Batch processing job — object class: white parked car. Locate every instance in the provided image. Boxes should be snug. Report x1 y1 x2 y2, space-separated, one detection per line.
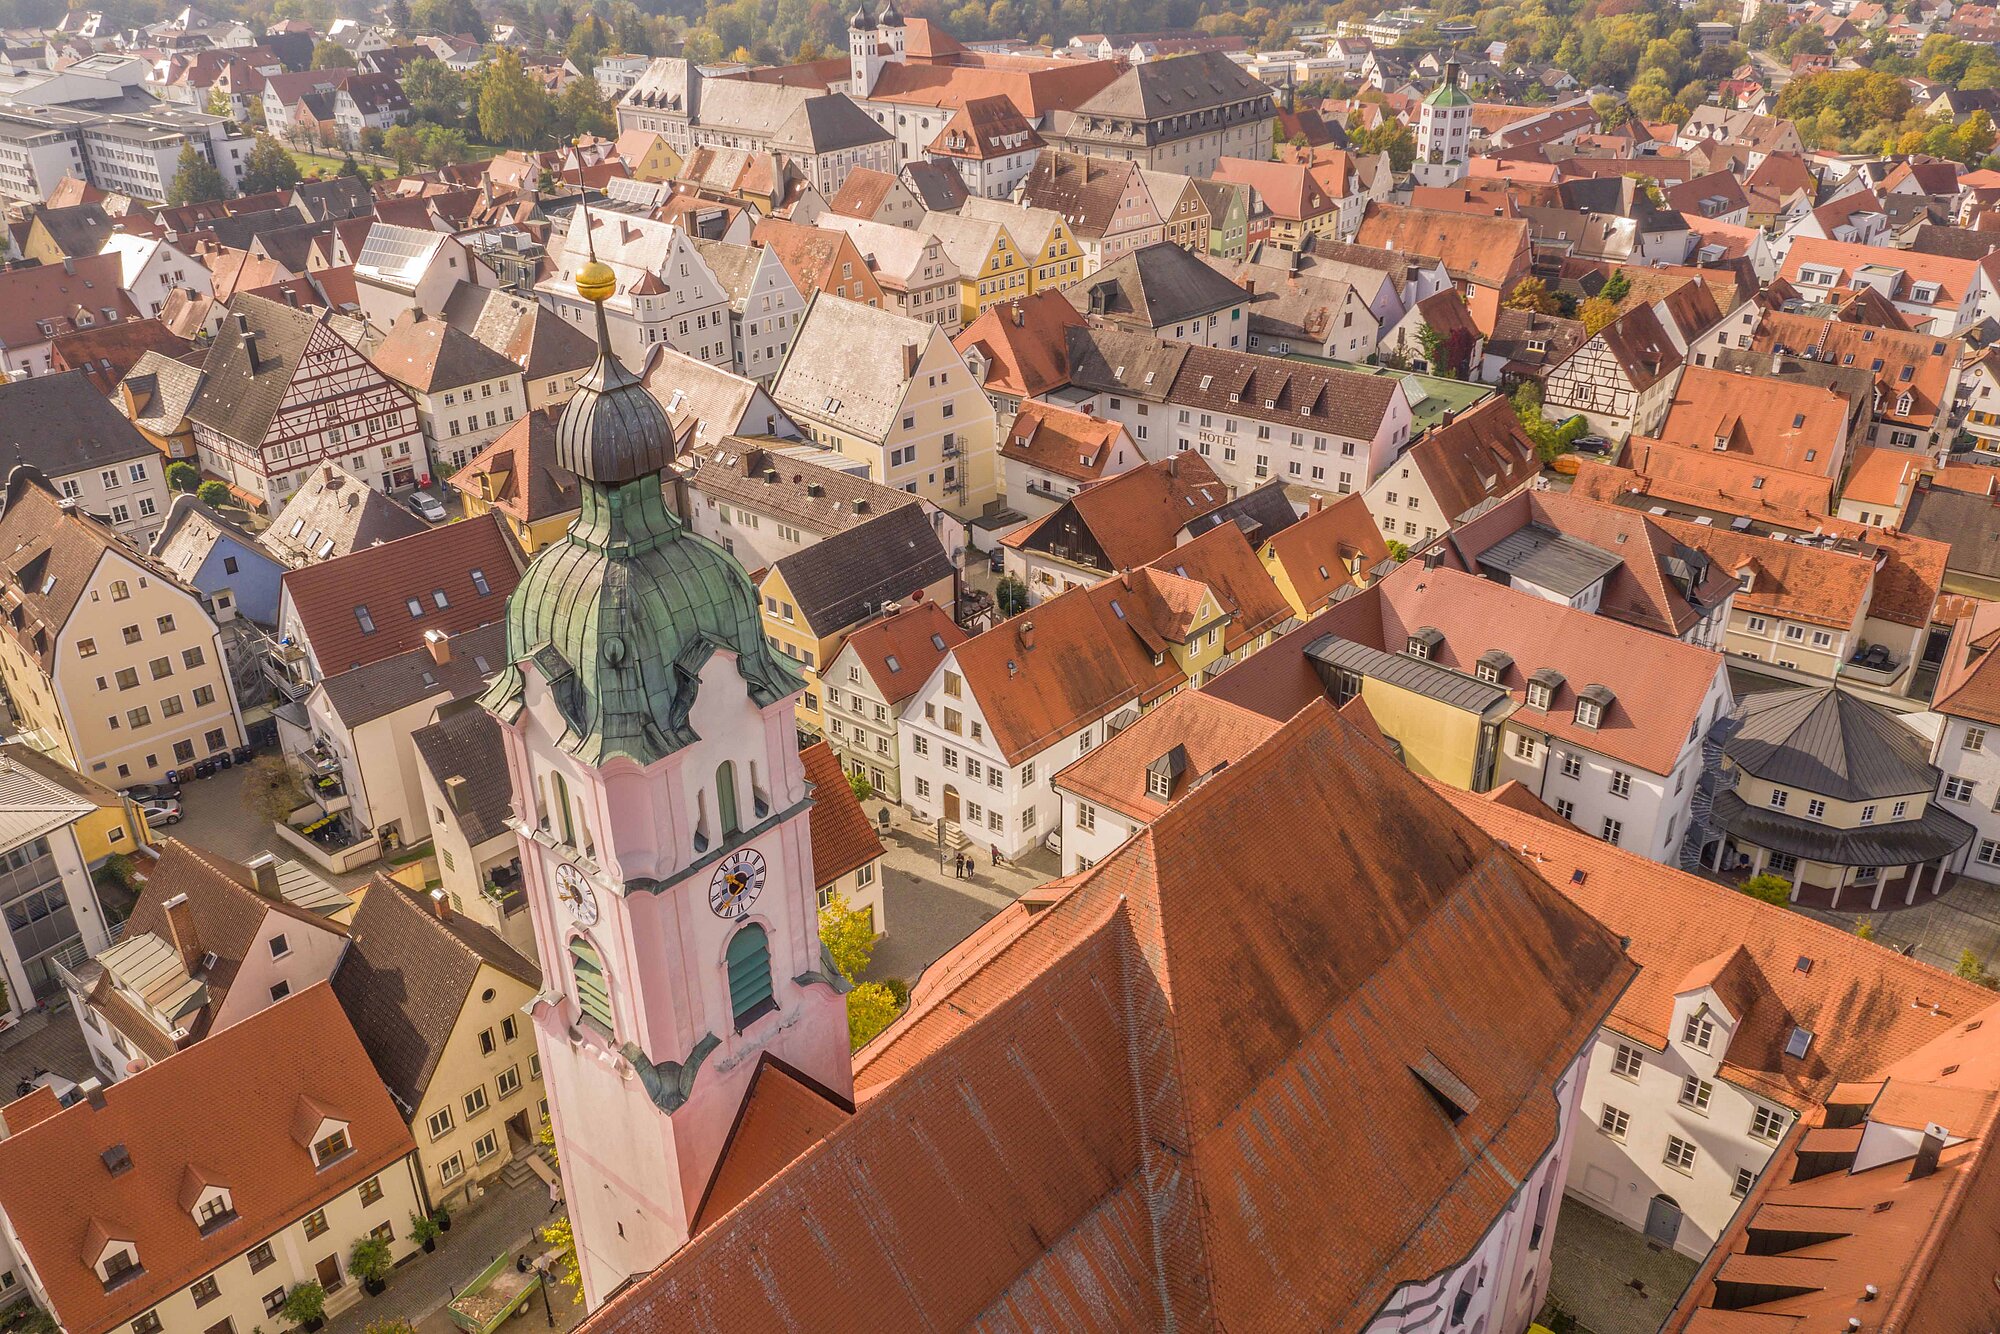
407 490 447 522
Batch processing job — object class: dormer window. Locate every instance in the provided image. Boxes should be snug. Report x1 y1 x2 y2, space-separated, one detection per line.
1147 769 1170 799
1682 1012 1716 1051
312 1127 350 1167
100 1247 139 1286
1575 698 1601 728
1527 682 1551 709
1407 626 1443 660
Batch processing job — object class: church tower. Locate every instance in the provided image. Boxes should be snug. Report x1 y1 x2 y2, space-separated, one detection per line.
481 246 852 1308
1414 59 1474 188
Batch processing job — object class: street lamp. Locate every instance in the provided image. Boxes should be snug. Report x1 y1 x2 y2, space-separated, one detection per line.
533 1255 555 1328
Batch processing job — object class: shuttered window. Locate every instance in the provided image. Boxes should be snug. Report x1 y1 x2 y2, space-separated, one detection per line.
726 924 776 1031
570 937 613 1034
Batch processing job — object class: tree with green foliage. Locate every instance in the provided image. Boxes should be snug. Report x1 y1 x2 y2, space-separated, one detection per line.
348 1234 392 1288
479 49 551 149
846 982 900 1049
1854 919 1877 942
847 770 874 802
1385 538 1411 562
565 12 611 71
166 142 227 207
1511 381 1588 464
401 58 465 126
1958 948 1998 989
821 893 900 1050
381 123 423 174
166 461 199 493
386 0 411 30
1349 117 1416 172
1601 271 1631 304
280 1282 327 1328
311 39 356 69
419 123 470 169
1740 873 1793 907
556 76 615 139
239 136 302 195
411 0 486 38
995 575 1029 617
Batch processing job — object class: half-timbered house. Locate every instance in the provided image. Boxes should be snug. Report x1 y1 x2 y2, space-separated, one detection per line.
187 293 425 508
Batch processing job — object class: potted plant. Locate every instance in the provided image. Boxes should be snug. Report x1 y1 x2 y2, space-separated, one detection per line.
349 1235 392 1296
432 1205 452 1233
408 1212 440 1254
280 1281 326 1333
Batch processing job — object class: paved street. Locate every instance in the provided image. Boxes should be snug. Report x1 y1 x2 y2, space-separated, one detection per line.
323 1180 582 1334
859 805 1060 987
1545 1198 1699 1334
160 755 382 892
1797 874 2000 975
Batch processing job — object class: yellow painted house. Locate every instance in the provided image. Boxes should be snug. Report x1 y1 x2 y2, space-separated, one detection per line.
3 744 152 866
614 128 683 184
959 199 1085 293
332 878 550 1212
447 409 581 557
756 503 957 740
923 209 1030 325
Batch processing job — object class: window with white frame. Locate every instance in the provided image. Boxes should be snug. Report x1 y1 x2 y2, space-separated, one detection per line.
1679 1075 1713 1112
1612 1044 1643 1079
1750 1106 1786 1142
1599 1105 1630 1140
1609 770 1631 798
1946 775 1976 803
1732 1167 1756 1198
1561 754 1582 779
1664 1136 1698 1173
1683 1013 1715 1050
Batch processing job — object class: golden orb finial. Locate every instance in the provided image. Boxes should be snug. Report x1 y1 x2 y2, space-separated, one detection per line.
577 257 616 304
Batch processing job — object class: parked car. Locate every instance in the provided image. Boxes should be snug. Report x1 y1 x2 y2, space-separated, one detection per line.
988 547 1005 574
407 490 447 522
140 799 182 827
125 780 180 802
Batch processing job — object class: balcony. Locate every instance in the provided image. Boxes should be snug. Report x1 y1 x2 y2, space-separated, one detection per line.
1840 642 1908 689
261 653 310 703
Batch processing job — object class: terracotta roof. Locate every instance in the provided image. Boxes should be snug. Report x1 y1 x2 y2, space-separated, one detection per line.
1052 688 1282 820
1262 493 1391 612
924 95 1044 161
448 407 579 527
1404 397 1540 525
281 512 519 674
332 875 539 1110
1666 1005 2000 1332
750 219 880 304
1446 788 1990 1112
999 399 1128 483
1018 151 1147 240
1310 561 1726 774
369 309 521 394
1003 453 1230 572
0 984 413 1334
0 1084 63 1135
833 598 966 708
1149 521 1292 653
1653 514 1873 630
1649 365 1856 479
824 167 901 220
586 699 1631 1332
1163 343 1402 443
951 291 1083 398
1591 285 1719 392
1780 237 1979 313
1354 202 1529 287
799 740 884 887
1574 452 1835 522
0 253 140 351
1211 156 1339 223
50 319 189 397
1751 311 1955 429
121 838 346 1040
687 1056 851 1235
1447 490 1733 638
683 442 924 537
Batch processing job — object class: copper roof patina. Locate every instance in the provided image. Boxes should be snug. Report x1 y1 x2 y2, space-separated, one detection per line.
481 244 801 765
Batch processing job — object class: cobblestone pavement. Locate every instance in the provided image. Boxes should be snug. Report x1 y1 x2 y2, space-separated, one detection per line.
859 804 1060 987
1545 1198 1699 1334
1795 874 2000 975
324 1179 582 1334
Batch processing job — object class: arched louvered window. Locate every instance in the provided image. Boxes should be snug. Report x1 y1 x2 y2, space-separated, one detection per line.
551 771 575 847
716 760 740 837
569 936 613 1035
725 924 775 1031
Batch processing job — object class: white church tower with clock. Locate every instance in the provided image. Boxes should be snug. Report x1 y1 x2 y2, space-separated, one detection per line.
480 247 852 1307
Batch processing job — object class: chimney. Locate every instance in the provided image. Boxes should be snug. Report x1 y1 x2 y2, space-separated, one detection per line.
1309 493 1324 514
245 852 282 900
1012 301 1024 326
1166 456 1179 478
430 888 451 920
61 257 72 274
161 892 202 971
902 342 920 377
1243 277 1255 296
80 1079 107 1112
423 627 450 665
806 481 824 497
1019 619 1035 649
444 773 470 814
242 330 262 373
1910 1125 1946 1180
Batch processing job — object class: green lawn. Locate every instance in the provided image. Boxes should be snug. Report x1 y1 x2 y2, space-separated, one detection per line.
291 151 352 177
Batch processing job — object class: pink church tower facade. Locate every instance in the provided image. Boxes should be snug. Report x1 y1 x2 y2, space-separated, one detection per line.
481 256 851 1307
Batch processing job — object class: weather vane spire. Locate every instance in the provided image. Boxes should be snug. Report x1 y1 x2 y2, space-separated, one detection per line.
570 135 614 305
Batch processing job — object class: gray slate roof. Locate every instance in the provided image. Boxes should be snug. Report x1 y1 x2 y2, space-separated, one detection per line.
121 350 206 437
316 621 504 726
0 370 157 474
1475 525 1624 599
332 873 540 1112
1073 243 1248 331
1180 479 1299 545
1906 485 2000 581
411 701 513 847
260 464 426 566
771 502 954 638
187 292 325 447
1305 634 1510 713
1068 50 1269 121
1709 790 1974 867
1724 686 1938 801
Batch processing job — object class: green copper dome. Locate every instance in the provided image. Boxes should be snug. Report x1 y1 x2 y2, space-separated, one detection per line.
481 273 802 766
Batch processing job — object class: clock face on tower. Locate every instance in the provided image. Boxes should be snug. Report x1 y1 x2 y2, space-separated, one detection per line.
709 848 766 920
554 862 598 927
